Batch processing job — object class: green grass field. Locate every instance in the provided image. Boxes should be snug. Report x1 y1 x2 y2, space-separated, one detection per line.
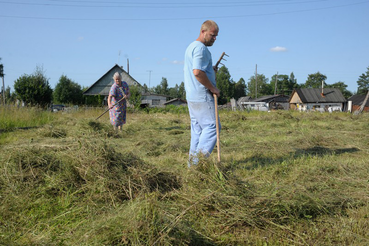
1 106 368 245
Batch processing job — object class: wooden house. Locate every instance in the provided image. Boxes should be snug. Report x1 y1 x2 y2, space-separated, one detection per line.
237 95 290 111
83 64 141 102
289 88 346 112
252 95 290 110
84 64 175 108
141 93 171 108
347 94 369 113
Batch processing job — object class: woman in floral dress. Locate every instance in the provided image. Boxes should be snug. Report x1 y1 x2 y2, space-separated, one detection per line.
108 72 130 131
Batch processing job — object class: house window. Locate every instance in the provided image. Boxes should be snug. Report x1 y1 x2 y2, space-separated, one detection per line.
152 99 160 105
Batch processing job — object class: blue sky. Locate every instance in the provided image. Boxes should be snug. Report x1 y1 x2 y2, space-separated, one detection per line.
1 0 368 94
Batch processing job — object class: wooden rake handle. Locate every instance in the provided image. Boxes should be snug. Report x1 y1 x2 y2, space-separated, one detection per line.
213 94 221 162
212 52 228 163
95 86 130 120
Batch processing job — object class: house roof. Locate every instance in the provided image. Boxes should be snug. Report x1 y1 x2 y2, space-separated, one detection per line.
348 94 369 107
252 94 290 103
237 96 253 104
164 98 187 105
83 64 142 96
142 92 172 98
290 88 346 103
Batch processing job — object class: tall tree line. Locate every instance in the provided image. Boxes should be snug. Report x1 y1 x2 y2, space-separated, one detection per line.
3 62 369 107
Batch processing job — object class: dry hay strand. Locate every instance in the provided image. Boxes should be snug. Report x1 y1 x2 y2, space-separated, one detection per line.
64 137 182 203
37 125 67 138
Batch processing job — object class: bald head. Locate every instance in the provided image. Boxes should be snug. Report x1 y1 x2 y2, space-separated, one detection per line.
200 20 219 33
197 20 219 47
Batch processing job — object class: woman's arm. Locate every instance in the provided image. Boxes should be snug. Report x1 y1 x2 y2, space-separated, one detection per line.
108 94 112 108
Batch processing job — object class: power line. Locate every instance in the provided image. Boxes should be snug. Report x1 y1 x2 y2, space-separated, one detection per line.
1 0 368 21
0 0 331 8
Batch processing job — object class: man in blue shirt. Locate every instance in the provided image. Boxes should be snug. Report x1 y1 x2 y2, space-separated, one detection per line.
184 20 221 166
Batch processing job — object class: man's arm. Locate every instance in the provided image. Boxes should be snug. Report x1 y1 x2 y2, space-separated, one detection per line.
193 69 220 97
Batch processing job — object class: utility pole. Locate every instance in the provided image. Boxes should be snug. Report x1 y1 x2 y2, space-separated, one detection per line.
0 63 4 105
147 70 152 89
255 64 257 99
274 72 278 95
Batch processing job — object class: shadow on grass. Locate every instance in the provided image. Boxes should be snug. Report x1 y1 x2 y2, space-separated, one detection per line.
294 146 360 157
0 126 39 133
231 146 360 170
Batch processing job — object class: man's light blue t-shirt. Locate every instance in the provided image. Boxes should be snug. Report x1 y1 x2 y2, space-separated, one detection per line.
184 41 216 102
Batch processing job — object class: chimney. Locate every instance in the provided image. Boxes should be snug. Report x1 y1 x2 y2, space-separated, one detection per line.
321 80 325 97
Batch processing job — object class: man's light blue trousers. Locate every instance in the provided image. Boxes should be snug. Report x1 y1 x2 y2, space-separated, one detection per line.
187 99 221 166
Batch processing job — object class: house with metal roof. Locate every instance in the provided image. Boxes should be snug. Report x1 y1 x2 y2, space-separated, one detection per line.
347 94 369 113
163 98 187 107
141 92 171 108
83 64 142 97
237 94 290 111
252 94 290 110
289 88 346 112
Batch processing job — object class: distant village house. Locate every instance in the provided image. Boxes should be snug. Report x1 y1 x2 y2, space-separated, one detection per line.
289 88 346 112
83 64 173 107
348 94 369 113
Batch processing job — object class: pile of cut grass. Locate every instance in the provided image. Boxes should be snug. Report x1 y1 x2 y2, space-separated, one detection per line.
0 108 369 245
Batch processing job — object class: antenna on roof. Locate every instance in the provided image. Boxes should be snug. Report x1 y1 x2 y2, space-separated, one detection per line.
127 58 129 74
118 50 121 65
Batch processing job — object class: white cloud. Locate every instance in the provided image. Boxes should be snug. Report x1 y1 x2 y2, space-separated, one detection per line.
171 60 184 65
270 46 287 52
77 36 84 41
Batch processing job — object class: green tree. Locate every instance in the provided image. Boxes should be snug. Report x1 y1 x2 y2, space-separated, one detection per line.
304 72 327 88
14 66 53 108
142 84 149 93
326 81 353 99
168 84 178 98
154 77 169 95
53 75 83 104
289 72 300 92
289 72 297 85
167 82 186 99
357 66 369 94
178 82 186 99
128 85 143 109
233 78 246 100
81 86 101 106
216 66 234 104
5 86 16 103
270 73 299 95
247 74 270 98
